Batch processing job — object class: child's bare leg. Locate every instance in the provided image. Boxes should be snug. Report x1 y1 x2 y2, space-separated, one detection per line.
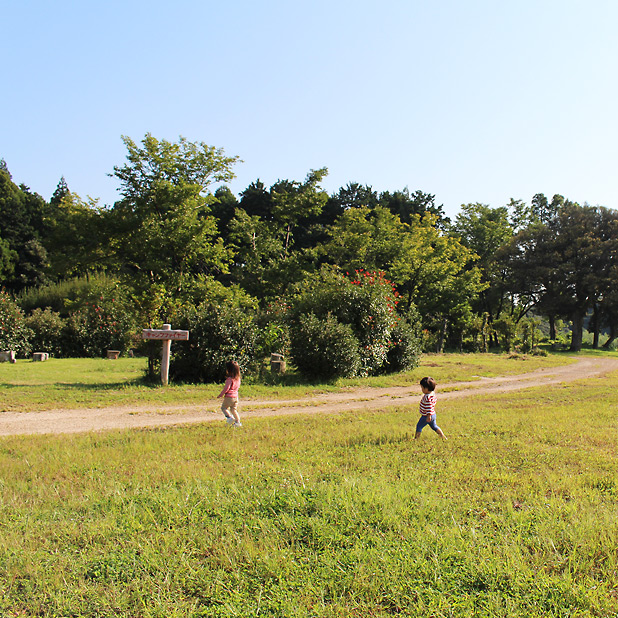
414 431 421 439
436 428 447 440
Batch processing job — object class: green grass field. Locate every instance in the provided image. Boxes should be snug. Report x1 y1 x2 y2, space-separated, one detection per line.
0 353 616 617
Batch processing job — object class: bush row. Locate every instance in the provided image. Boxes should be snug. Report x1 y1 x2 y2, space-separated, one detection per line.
0 291 133 358
2 269 424 381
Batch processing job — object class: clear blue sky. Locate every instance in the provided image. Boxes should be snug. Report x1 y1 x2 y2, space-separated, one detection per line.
2 0 617 220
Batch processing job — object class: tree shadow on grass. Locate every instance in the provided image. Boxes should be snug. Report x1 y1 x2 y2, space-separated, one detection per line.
0 377 157 391
54 377 158 390
248 363 344 388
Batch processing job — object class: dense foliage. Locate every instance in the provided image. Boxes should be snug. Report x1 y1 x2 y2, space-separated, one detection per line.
0 290 31 356
61 298 133 358
168 303 262 383
289 312 361 379
24 308 66 356
1 135 617 378
288 268 421 378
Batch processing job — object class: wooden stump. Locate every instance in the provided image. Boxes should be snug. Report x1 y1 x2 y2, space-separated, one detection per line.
107 350 121 359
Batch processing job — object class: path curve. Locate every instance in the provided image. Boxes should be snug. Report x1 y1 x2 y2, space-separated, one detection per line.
1 357 617 437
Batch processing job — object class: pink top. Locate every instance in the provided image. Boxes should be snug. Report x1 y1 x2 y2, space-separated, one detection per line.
219 376 240 399
419 392 436 417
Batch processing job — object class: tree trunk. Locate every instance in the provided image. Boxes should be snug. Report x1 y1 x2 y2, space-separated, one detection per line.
436 318 448 353
548 315 556 341
592 304 600 349
283 224 291 255
481 314 488 353
569 309 585 351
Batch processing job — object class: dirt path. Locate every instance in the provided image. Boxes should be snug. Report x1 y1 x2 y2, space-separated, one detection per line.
2 357 617 437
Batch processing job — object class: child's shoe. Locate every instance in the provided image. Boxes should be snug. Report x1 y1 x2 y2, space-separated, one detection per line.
233 422 242 428
225 417 235 425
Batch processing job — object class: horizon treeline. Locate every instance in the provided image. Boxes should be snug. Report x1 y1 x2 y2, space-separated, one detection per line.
1 134 618 356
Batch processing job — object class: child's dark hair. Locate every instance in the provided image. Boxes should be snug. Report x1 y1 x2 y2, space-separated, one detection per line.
226 361 241 379
420 376 436 391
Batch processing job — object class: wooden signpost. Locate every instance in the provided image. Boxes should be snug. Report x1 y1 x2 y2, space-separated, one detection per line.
142 324 189 386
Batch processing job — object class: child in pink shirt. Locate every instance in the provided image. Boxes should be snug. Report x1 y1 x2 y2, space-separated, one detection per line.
218 361 242 427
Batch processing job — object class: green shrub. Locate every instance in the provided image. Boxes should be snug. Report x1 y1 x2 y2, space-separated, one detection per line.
290 313 361 380
167 303 262 383
383 314 423 373
61 298 133 357
258 300 291 358
179 275 258 312
518 317 542 354
17 275 137 357
0 290 31 356
288 267 421 378
17 273 119 316
24 308 66 356
531 346 548 356
493 315 517 352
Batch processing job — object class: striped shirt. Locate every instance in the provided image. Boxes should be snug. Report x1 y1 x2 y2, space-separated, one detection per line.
419 392 436 417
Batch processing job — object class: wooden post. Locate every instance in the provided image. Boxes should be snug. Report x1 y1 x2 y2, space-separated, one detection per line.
160 324 171 386
142 324 190 386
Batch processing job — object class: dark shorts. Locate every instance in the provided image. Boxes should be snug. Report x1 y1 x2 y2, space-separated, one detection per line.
416 415 441 433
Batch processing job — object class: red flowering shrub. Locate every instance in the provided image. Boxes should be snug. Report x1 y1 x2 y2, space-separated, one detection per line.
288 267 421 378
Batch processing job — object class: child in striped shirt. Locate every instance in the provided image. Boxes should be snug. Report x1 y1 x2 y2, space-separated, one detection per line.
415 376 447 440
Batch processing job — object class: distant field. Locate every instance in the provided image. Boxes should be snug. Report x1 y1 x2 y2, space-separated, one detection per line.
0 353 616 616
0 351 578 412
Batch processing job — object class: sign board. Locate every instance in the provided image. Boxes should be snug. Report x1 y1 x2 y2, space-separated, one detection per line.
141 324 190 386
142 329 189 341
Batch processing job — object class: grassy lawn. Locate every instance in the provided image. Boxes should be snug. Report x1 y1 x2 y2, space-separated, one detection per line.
0 351 579 412
0 353 616 616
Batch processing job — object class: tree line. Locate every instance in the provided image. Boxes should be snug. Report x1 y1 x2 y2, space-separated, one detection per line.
1 134 617 374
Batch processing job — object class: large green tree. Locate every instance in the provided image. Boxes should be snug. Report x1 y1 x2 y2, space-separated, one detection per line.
379 188 450 228
453 203 514 331
504 202 618 351
318 205 406 274
0 235 17 282
0 163 49 290
108 134 240 293
225 171 329 300
530 193 566 225
328 182 378 212
269 168 329 254
44 177 107 279
319 205 485 349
